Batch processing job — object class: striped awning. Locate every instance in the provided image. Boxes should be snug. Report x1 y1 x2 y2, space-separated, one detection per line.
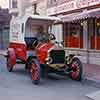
61 8 100 22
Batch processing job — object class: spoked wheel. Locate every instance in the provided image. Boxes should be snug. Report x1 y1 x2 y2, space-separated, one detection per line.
30 59 40 85
7 56 13 72
69 57 83 81
7 50 15 72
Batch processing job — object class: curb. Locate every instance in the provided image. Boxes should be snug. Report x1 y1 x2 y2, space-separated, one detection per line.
82 77 100 88
0 50 7 56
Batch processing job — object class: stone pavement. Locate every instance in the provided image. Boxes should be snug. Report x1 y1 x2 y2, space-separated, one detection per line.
84 63 100 86
1 50 100 100
83 63 100 100
86 90 100 100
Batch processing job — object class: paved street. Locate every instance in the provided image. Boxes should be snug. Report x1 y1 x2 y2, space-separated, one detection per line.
0 55 99 100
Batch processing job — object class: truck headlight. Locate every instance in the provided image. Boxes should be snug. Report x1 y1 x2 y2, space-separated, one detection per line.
45 57 53 64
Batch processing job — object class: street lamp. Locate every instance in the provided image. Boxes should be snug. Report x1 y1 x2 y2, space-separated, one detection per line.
31 0 39 15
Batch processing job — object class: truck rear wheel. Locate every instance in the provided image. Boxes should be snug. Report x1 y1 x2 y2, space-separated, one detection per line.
7 49 16 72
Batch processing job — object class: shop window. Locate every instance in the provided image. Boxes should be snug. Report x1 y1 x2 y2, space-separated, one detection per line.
21 23 24 33
50 0 57 4
12 0 17 8
96 18 100 50
97 19 100 36
47 0 57 7
97 27 100 36
64 22 83 48
9 0 11 8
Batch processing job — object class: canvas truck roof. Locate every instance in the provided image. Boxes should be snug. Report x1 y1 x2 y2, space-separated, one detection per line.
22 14 61 25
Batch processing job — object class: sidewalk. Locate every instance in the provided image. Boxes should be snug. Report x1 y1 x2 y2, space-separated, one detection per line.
85 66 100 100
0 50 7 56
86 90 100 100
84 63 100 84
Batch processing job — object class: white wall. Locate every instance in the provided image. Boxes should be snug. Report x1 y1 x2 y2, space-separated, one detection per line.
37 0 47 15
17 0 30 16
9 0 47 16
52 24 63 42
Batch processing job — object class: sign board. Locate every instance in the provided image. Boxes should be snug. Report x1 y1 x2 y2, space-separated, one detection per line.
10 22 20 42
10 21 24 43
47 0 100 15
76 0 100 8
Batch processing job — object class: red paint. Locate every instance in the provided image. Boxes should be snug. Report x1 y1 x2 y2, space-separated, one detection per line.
9 42 26 62
31 62 38 80
70 62 80 79
96 37 100 50
64 36 83 48
36 42 54 64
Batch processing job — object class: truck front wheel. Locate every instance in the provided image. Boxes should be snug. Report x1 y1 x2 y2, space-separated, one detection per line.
69 57 83 81
30 59 40 85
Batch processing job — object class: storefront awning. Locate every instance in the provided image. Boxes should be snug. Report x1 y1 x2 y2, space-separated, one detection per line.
61 13 80 22
61 8 100 22
88 8 100 18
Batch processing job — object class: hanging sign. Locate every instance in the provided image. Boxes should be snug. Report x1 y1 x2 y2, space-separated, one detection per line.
47 0 100 15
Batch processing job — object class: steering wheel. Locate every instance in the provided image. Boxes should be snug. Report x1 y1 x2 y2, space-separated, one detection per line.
32 39 38 48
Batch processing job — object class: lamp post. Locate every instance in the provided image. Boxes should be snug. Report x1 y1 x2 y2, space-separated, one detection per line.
28 0 39 15
32 3 39 15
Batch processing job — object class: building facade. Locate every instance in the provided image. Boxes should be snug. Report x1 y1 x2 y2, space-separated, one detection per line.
9 0 47 17
47 0 100 65
0 8 11 49
9 0 100 65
